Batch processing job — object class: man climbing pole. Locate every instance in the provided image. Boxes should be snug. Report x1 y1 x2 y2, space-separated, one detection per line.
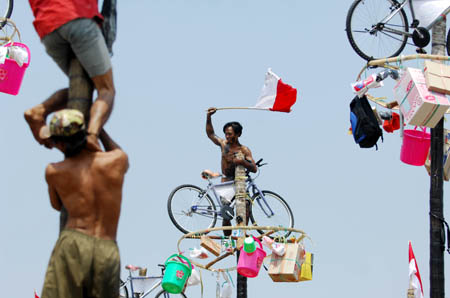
25 0 116 151
39 109 128 298
205 107 257 236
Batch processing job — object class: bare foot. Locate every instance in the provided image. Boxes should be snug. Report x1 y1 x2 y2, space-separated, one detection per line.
24 104 47 145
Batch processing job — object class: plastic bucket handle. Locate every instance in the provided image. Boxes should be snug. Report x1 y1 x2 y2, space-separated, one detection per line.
413 126 428 141
252 236 263 249
4 42 31 66
165 254 192 272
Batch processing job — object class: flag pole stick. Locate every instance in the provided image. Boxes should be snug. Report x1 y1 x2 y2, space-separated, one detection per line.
214 107 269 111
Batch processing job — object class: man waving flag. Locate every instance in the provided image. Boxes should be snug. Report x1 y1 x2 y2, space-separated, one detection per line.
408 241 424 298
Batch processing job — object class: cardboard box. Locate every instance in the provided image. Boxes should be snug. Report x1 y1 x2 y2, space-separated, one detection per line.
393 68 450 128
200 235 221 256
268 243 305 282
423 60 450 95
299 252 314 281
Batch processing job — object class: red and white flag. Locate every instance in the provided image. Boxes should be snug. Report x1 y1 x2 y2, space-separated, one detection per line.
254 69 297 113
409 241 424 298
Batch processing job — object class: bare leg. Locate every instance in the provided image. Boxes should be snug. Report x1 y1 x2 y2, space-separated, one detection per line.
85 68 115 151
24 88 68 147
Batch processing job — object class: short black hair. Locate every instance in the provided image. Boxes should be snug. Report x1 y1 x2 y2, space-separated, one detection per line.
223 121 243 135
51 130 87 158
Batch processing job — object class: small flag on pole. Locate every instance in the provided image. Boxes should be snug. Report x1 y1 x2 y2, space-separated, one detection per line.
35 290 40 298
254 68 297 112
408 241 424 298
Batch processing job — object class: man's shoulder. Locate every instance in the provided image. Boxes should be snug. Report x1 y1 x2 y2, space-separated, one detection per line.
96 149 129 171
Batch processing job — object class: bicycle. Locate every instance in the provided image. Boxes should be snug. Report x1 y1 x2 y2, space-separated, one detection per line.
345 0 450 61
167 158 294 238
0 0 13 29
119 264 187 298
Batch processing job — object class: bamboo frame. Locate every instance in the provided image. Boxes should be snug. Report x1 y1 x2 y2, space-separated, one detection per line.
177 225 309 273
356 54 450 114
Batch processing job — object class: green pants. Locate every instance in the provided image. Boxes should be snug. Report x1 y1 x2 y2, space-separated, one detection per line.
42 229 120 298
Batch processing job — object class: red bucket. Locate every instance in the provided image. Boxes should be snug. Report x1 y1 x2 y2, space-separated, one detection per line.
400 127 431 166
0 42 30 95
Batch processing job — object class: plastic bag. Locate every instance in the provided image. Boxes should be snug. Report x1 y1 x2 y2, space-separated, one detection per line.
351 74 383 97
186 267 201 286
220 272 233 298
189 247 209 259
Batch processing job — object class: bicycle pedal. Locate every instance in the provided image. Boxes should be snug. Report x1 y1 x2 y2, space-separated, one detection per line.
221 205 234 221
416 48 427 54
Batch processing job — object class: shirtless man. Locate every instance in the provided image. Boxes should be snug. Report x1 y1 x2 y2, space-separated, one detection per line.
206 107 257 235
41 109 128 298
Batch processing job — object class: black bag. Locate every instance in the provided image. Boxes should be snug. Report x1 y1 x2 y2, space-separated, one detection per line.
350 95 383 149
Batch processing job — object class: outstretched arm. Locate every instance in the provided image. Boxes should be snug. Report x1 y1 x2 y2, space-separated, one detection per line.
206 107 222 146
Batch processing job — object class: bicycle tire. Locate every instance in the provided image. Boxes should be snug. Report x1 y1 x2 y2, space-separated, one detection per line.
168 184 217 234
119 279 129 298
154 289 187 298
346 0 409 61
249 190 294 238
0 0 13 29
447 27 450 56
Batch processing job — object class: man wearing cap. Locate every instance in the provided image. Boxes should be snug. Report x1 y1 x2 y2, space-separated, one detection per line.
25 0 115 151
40 109 128 298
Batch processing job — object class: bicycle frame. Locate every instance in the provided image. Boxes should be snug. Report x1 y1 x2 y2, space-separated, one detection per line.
123 270 164 298
376 0 450 36
194 171 275 220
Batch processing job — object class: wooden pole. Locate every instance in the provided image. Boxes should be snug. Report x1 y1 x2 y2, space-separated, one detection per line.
58 58 94 232
429 18 446 298
235 151 247 298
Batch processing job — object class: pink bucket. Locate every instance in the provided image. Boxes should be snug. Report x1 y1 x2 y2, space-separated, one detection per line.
0 42 31 95
400 126 431 166
237 236 267 278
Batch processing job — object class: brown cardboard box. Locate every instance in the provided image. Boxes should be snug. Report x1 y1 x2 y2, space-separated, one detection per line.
268 243 305 282
200 235 221 256
423 60 450 95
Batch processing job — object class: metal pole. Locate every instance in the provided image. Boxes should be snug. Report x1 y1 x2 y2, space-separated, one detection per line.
429 18 446 298
235 152 247 298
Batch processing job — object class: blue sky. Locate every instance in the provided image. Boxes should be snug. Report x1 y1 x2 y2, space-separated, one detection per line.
1 1 449 297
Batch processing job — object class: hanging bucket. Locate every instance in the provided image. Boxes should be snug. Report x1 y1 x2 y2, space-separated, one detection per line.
0 42 30 95
237 236 267 278
400 126 431 166
161 254 192 294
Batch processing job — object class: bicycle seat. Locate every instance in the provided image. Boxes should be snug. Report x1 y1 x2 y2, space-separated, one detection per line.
125 264 142 271
201 169 221 180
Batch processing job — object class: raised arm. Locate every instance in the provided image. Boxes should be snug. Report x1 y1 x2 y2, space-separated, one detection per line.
206 107 222 146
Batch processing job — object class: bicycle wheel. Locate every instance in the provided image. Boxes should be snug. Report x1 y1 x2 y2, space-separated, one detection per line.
346 0 409 61
0 0 13 29
249 190 294 238
154 289 187 298
119 279 129 298
168 184 217 234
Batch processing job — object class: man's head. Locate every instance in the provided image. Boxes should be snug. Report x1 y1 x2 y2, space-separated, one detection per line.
223 121 242 143
41 109 87 157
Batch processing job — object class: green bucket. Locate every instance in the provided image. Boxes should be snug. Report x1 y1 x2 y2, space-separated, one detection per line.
161 254 192 294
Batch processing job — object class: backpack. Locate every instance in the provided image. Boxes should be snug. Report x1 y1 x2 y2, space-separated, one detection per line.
350 95 383 149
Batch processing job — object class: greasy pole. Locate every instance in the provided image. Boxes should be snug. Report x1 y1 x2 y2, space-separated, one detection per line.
235 151 247 298
429 17 446 298
58 58 94 232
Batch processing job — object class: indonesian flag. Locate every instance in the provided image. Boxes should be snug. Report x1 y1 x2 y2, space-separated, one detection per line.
35 291 40 298
409 241 424 298
254 69 297 112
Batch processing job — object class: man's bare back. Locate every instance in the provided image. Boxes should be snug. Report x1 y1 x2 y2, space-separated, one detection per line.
46 148 128 240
